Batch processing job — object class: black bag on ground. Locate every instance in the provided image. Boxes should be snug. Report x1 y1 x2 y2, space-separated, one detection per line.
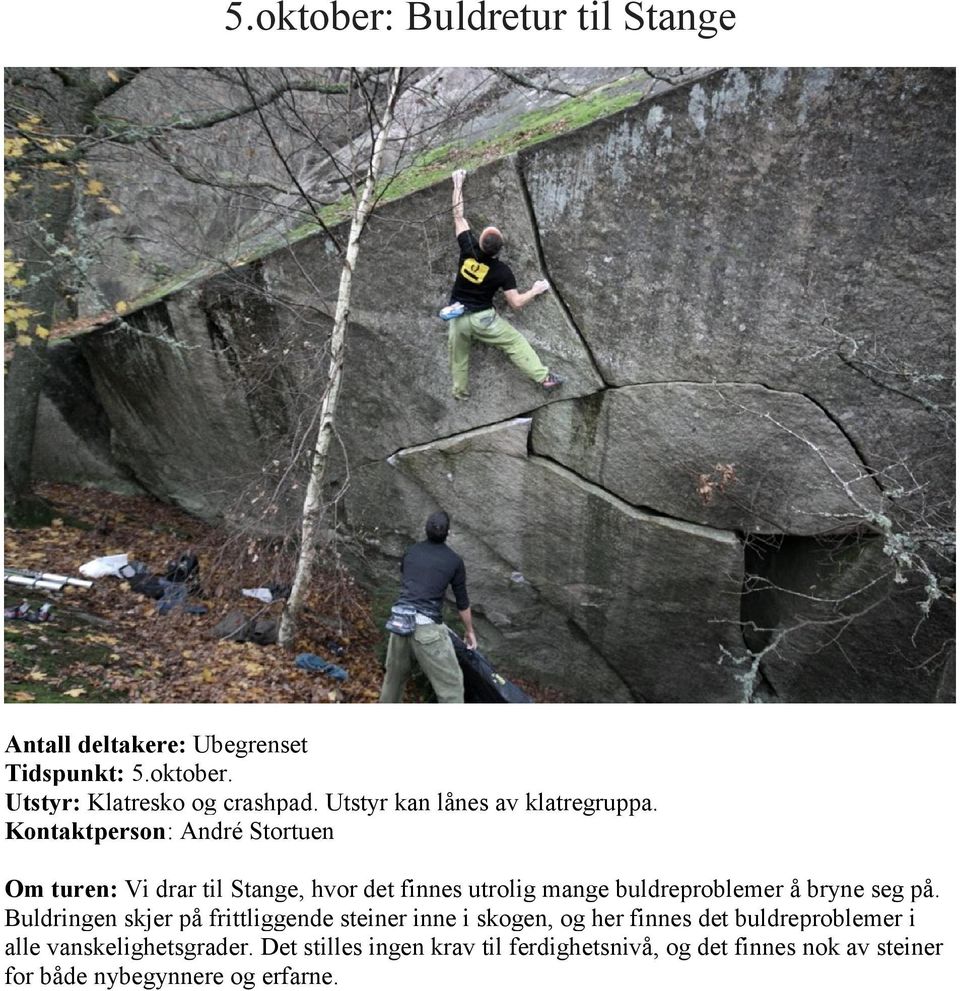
449 631 533 703
127 571 167 600
165 551 201 593
120 562 158 598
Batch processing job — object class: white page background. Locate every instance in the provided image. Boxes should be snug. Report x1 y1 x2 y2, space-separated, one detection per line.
1 5 957 987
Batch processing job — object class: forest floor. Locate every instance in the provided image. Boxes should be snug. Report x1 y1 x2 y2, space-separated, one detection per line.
3 484 395 704
4 484 558 705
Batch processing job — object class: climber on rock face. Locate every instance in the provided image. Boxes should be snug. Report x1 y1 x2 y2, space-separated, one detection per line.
443 168 564 400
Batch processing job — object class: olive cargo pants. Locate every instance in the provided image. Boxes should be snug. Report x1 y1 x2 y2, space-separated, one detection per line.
379 623 464 704
448 308 548 398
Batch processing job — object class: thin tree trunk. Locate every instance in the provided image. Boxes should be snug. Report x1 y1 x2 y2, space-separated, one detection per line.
278 68 403 648
4 173 75 519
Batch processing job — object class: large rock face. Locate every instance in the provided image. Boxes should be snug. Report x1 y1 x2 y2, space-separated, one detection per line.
347 418 747 701
524 68 955 500
264 164 605 469
532 384 882 534
78 68 642 310
35 68 955 701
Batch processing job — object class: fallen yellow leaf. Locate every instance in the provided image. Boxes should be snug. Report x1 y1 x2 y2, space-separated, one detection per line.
84 633 118 645
10 691 36 702
62 688 86 698
27 670 48 682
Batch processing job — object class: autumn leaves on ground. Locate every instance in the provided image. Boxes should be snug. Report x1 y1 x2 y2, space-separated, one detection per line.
4 484 389 704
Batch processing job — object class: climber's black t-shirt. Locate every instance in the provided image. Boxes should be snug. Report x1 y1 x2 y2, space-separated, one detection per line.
449 230 517 311
396 539 469 623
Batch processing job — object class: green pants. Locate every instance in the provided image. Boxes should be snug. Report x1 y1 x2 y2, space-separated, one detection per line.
379 623 464 704
448 308 548 398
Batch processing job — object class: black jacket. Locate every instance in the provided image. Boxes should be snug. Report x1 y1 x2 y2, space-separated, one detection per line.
396 540 469 623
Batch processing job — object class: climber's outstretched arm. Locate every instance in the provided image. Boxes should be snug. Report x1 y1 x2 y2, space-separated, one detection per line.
451 169 469 235
504 280 551 311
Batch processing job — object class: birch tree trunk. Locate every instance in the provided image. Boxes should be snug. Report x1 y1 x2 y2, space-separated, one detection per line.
278 68 403 648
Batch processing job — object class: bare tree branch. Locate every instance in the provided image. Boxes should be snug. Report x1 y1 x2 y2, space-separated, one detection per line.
486 68 577 97
236 68 345 254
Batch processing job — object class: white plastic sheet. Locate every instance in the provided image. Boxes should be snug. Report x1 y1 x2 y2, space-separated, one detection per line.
78 554 129 579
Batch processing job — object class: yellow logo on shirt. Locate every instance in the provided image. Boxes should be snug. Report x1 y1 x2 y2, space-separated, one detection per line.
460 258 490 284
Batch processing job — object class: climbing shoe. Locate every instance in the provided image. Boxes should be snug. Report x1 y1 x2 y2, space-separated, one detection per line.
541 372 564 392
